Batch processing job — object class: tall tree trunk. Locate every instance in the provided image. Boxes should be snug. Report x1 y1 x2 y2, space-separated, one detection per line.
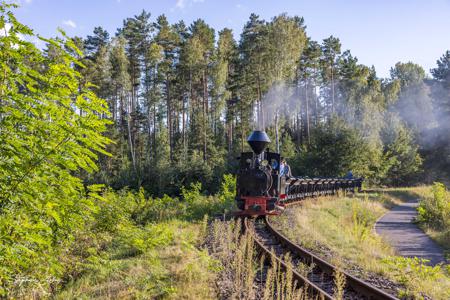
305 81 310 144
112 94 117 122
296 110 301 147
126 93 136 172
167 75 173 161
202 69 207 162
119 87 125 133
331 65 335 116
182 93 186 159
152 67 157 162
145 66 151 158
228 120 232 153
240 107 244 153
153 67 157 160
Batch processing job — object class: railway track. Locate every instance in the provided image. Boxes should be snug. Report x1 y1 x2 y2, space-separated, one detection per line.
243 202 399 300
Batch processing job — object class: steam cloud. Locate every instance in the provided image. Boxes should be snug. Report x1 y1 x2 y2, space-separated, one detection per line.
258 82 300 130
255 78 448 154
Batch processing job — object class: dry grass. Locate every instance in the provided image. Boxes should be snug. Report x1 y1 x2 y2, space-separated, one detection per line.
271 190 450 299
332 260 346 300
209 219 309 299
56 220 218 300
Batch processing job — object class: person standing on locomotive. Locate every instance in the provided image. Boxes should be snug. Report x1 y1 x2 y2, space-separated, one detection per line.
280 158 292 177
279 159 286 176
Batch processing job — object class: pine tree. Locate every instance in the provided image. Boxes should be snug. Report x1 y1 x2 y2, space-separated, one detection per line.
321 36 341 117
121 10 153 181
298 39 322 144
85 26 109 58
212 28 237 151
154 15 181 161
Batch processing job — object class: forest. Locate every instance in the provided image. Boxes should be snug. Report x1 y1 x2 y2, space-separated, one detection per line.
1 1 449 298
56 9 449 194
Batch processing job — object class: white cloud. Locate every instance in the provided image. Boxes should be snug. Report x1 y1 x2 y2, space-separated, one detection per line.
175 0 205 10
175 0 186 9
62 20 77 28
14 0 32 4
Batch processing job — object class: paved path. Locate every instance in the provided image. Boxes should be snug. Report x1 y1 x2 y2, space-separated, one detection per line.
375 198 446 266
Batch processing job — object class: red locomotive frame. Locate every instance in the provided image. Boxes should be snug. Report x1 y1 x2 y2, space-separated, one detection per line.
235 196 284 216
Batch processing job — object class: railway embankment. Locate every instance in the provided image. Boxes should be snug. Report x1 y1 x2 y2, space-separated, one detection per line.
270 190 450 299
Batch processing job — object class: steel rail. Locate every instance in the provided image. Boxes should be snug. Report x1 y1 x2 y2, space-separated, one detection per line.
264 214 399 300
243 217 334 300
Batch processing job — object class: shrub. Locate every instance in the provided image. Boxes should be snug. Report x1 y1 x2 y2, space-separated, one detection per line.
417 182 449 230
381 256 444 288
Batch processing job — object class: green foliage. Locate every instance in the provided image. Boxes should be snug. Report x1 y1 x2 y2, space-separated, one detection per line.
0 3 110 296
7 1 450 297
351 200 375 241
293 118 375 178
118 173 236 224
381 113 422 185
1 168 232 297
57 219 218 299
218 173 236 205
40 3 446 189
417 183 450 230
180 174 236 220
381 256 443 284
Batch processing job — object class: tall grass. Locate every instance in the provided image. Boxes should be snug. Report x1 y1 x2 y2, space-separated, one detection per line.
271 191 450 299
10 175 237 298
209 219 308 299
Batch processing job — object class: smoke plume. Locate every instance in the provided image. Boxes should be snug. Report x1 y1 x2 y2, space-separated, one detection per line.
258 82 300 130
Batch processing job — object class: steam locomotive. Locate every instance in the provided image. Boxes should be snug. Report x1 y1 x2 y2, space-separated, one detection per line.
235 130 363 216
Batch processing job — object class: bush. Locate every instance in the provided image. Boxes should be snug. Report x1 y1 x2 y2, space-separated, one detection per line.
417 183 450 230
292 118 380 180
1 172 235 297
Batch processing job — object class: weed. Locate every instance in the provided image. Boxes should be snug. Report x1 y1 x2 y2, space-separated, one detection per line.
417 183 449 231
271 190 450 299
332 260 346 300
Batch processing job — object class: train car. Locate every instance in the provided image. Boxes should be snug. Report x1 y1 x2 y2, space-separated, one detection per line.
235 130 363 217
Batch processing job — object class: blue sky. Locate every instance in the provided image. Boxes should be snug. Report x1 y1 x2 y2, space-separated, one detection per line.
14 0 450 78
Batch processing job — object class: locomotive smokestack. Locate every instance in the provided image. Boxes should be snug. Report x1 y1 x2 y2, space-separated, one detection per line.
247 130 271 154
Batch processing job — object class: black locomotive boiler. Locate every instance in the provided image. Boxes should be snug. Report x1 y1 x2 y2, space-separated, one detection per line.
235 130 363 216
